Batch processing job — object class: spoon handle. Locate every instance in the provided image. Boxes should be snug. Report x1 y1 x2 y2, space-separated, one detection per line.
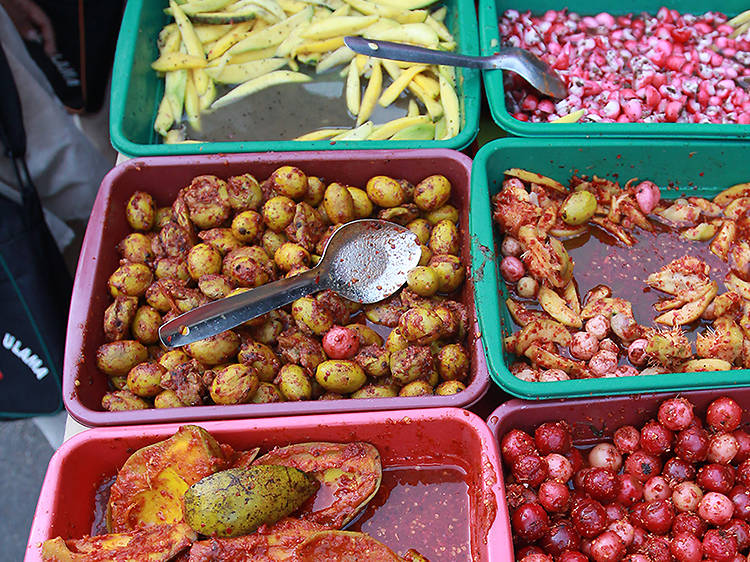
159 267 324 348
344 36 491 69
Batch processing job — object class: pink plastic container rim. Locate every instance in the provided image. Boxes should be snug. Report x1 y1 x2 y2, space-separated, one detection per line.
26 407 507 561
63 149 489 426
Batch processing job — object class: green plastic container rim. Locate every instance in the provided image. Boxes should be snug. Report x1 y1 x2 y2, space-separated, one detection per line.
477 0 750 139
110 0 482 156
470 137 750 400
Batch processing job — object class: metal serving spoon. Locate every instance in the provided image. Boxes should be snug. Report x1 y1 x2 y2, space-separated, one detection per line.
344 36 567 99
159 219 421 348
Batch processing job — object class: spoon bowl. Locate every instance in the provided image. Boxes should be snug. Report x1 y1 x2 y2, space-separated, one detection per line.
159 219 420 348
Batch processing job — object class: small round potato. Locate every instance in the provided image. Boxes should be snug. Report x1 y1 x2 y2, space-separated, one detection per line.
102 390 150 411
154 207 173 229
414 175 452 211
390 345 435 386
183 175 232 229
345 323 384 347
437 343 470 381
187 243 223 280
366 176 406 208
315 360 366 394
223 247 271 287
231 210 264 243
103 296 139 341
131 306 162 345
406 219 432 245
428 219 460 256
270 166 308 200
198 228 243 255
155 257 190 282
385 327 409 353
347 187 373 219
159 349 191 371
399 380 434 397
185 331 240 366
238 341 280 382
96 340 148 376
154 389 185 408
159 222 193 258
398 307 444 345
251 382 283 404
425 204 459 225
210 364 259 405
354 345 390 377
429 254 465 293
406 266 440 297
304 176 326 207
118 233 154 263
198 274 233 300
261 230 288 258
351 383 399 399
145 281 173 312
323 183 356 224
262 196 296 232
275 364 312 401
127 362 166 397
126 191 156 231
108 262 153 297
435 380 466 395
274 242 310 272
292 296 333 336
227 173 262 210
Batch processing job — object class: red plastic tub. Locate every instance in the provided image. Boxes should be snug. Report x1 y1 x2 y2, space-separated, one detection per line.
485 389 750 559
26 408 506 561
64 149 488 426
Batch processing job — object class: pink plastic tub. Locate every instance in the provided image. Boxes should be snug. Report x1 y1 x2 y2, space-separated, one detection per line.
64 149 488 426
485 389 750 559
26 408 506 561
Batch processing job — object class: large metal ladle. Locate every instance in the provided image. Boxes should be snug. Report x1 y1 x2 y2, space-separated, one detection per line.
344 36 567 99
159 219 421 349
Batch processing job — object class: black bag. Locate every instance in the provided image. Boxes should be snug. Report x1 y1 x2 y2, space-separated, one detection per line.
0 41 72 418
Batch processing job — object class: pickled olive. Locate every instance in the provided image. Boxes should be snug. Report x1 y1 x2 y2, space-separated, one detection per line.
159 349 191 371
414 174 452 212
406 266 440 297
185 331 240 366
364 296 406 327
428 254 465 293
126 191 156 231
274 242 310 272
131 306 162 345
346 324 384 347
435 380 466 395
418 244 433 266
275 364 313 401
377 205 420 226
390 346 435 386
198 228 243 255
250 382 283 404
366 175 405 208
183 175 232 229
109 375 128 390
304 176 326 207
227 173 262 210
354 345 391 377
231 210 264 243
154 257 190 282
399 380 434 397
108 263 153 298
323 183 356 224
407 219 432 245
96 340 148 376
425 204 459 225
160 222 194 258
428 219 460 256
262 196 296 232
347 187 374 219
315 360 366 394
186 243 222 280
261 230 288 257
210 364 259 405
292 296 334 336
560 191 597 225
154 207 173 229
437 343 469 381
101 390 150 411
237 341 280 383
118 233 154 263
270 166 308 200
223 247 271 287
154 389 185 408
351 383 399 399
103 296 138 341
127 362 166 398
198 274 233 300
385 327 409 353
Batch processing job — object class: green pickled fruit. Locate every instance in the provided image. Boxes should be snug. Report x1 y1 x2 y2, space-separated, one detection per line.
183 465 318 537
560 191 597 225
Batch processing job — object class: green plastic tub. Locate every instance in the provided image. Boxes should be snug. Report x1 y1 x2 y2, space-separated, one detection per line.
471 137 750 400
110 0 481 157
478 1 750 138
